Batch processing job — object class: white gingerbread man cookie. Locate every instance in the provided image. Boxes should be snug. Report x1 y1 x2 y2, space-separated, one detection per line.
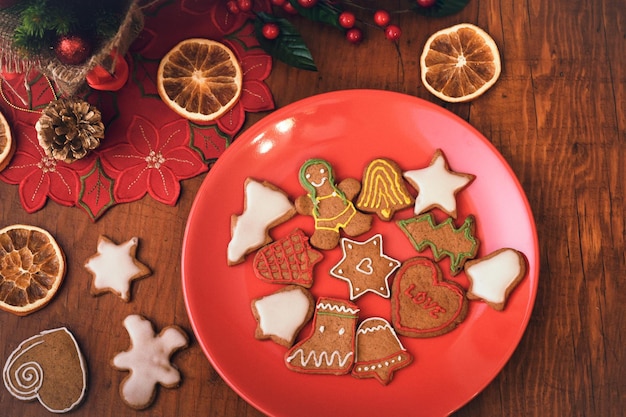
112 315 188 409
84 235 151 302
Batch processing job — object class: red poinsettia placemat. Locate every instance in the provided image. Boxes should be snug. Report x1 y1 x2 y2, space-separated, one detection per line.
0 0 274 221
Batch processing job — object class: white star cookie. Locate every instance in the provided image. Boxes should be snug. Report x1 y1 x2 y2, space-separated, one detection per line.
464 248 527 311
84 235 151 302
112 315 188 409
403 149 475 218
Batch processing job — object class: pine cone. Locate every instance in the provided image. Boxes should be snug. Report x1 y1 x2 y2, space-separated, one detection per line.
36 98 105 163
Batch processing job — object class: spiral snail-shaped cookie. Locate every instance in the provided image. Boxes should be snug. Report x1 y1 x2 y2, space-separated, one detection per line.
3 328 87 413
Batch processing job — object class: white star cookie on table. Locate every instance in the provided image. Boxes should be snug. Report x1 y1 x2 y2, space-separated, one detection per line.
112 315 188 410
84 235 151 302
403 149 475 218
464 248 527 311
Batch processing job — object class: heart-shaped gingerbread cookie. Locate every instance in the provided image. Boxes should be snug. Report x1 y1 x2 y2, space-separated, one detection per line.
391 257 468 338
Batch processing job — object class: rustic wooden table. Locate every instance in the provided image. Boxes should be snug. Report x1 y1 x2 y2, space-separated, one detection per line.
1 1 624 416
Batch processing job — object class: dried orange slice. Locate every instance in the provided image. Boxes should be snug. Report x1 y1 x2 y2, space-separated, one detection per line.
157 38 243 122
0 225 66 316
0 110 15 172
420 23 501 103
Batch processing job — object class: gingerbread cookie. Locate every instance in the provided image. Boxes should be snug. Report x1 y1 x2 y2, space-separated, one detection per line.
285 298 359 375
84 235 151 302
330 234 400 300
403 149 474 218
391 257 469 338
112 315 188 409
228 178 296 265
352 317 413 385
295 159 372 250
251 285 315 347
253 229 323 288
397 213 479 275
3 327 87 413
465 248 527 311
356 158 414 221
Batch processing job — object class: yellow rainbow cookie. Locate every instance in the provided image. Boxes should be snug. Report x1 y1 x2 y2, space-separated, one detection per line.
356 158 414 221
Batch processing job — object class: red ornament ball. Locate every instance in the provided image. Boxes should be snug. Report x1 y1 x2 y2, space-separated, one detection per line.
416 0 437 7
262 23 280 40
373 10 391 27
385 24 402 41
297 0 317 7
338 11 356 29
346 28 363 44
54 35 92 65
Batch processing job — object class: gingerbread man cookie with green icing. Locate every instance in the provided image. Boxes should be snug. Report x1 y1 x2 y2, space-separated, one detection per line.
295 159 372 250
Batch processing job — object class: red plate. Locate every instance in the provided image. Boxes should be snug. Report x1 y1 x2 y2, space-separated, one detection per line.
182 90 538 417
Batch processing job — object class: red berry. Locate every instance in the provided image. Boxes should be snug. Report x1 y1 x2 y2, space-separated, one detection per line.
283 2 298 14
416 0 437 7
338 11 356 29
297 0 317 7
270 0 286 5
237 0 253 12
262 23 280 40
226 0 240 14
346 28 363 44
385 24 401 41
373 10 390 27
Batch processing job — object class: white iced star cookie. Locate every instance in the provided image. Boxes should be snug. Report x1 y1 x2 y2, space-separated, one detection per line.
403 149 475 218
84 235 151 302
464 248 527 311
112 315 188 409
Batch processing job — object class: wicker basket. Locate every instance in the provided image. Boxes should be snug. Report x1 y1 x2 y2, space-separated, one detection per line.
0 0 144 95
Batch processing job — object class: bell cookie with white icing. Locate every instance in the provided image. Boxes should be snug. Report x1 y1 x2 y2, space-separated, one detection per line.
251 285 315 347
84 235 151 302
464 248 527 311
356 157 414 221
3 327 87 413
112 314 188 409
228 178 296 265
352 317 413 385
285 297 359 375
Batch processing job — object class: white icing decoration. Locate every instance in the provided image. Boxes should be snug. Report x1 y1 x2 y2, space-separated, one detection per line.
2 328 87 413
112 315 187 409
403 150 473 217
319 326 325 333
286 349 354 368
227 180 294 264
84 236 150 301
466 249 525 304
254 288 313 342
338 327 345 336
329 234 400 300
316 302 360 315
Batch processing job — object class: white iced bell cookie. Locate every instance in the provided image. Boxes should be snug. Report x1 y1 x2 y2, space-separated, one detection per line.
464 248 527 311
112 315 188 409
403 149 475 218
251 285 315 347
84 235 151 301
227 178 296 265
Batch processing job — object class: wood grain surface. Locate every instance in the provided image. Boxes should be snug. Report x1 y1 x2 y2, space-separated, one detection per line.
1 0 624 416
